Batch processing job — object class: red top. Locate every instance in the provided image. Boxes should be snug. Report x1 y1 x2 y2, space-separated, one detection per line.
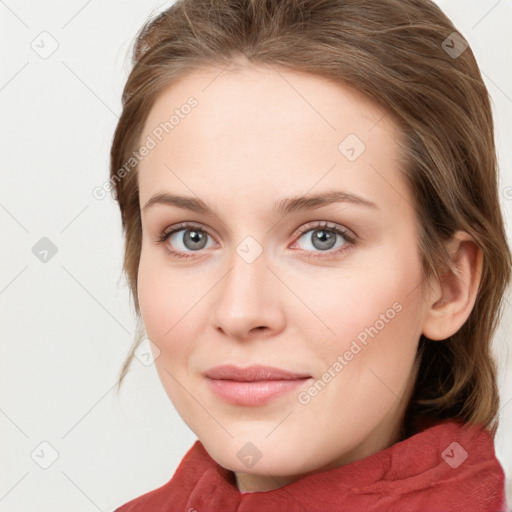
114 418 508 511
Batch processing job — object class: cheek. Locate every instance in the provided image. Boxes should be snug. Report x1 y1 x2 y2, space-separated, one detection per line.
137 251 197 351
137 259 172 339
316 254 424 403
137 255 197 403
294 271 424 432
294 255 425 424
294 249 423 356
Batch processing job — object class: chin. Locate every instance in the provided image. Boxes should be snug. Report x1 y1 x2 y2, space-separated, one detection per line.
199 434 329 479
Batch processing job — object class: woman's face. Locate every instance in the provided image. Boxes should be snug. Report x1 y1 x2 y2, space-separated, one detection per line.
136 64 431 492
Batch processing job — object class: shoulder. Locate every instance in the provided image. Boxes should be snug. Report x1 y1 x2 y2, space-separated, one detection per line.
113 440 212 511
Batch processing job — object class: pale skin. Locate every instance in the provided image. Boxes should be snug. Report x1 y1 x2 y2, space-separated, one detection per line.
135 63 482 493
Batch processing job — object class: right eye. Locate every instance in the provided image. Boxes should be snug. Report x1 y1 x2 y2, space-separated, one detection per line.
156 222 216 259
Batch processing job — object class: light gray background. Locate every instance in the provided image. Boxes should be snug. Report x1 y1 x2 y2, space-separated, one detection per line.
1 1 511 510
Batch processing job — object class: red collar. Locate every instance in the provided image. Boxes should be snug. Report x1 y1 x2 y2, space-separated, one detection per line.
116 418 507 511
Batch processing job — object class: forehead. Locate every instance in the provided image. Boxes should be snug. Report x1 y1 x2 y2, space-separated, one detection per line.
137 65 409 215
142 64 394 147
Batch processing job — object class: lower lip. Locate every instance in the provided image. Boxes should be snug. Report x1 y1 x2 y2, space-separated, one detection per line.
206 377 311 405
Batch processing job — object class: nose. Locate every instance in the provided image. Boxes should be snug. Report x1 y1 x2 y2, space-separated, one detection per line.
211 248 285 342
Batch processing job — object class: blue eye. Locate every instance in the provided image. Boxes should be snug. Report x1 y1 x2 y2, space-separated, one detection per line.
292 221 355 259
156 223 214 259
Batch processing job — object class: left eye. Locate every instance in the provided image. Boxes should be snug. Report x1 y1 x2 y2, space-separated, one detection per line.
294 225 350 252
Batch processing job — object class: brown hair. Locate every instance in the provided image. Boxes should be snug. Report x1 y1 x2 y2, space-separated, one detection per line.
110 0 511 434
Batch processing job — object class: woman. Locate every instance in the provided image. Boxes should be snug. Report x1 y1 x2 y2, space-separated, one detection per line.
110 0 511 510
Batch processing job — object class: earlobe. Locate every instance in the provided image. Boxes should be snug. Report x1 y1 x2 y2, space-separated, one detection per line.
421 231 483 341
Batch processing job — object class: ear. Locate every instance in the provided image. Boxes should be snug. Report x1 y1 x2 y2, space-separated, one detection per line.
421 231 483 341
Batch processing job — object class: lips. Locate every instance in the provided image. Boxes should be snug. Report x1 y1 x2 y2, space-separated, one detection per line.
204 364 311 381
204 364 312 406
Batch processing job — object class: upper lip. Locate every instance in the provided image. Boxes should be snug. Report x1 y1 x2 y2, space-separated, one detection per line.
204 364 311 381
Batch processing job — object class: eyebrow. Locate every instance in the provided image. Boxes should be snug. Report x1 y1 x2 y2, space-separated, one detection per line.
142 190 378 217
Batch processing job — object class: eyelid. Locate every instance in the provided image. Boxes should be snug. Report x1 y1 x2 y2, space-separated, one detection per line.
156 221 214 241
292 220 356 243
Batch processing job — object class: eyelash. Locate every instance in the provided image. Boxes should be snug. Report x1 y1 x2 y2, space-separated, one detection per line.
154 221 356 260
